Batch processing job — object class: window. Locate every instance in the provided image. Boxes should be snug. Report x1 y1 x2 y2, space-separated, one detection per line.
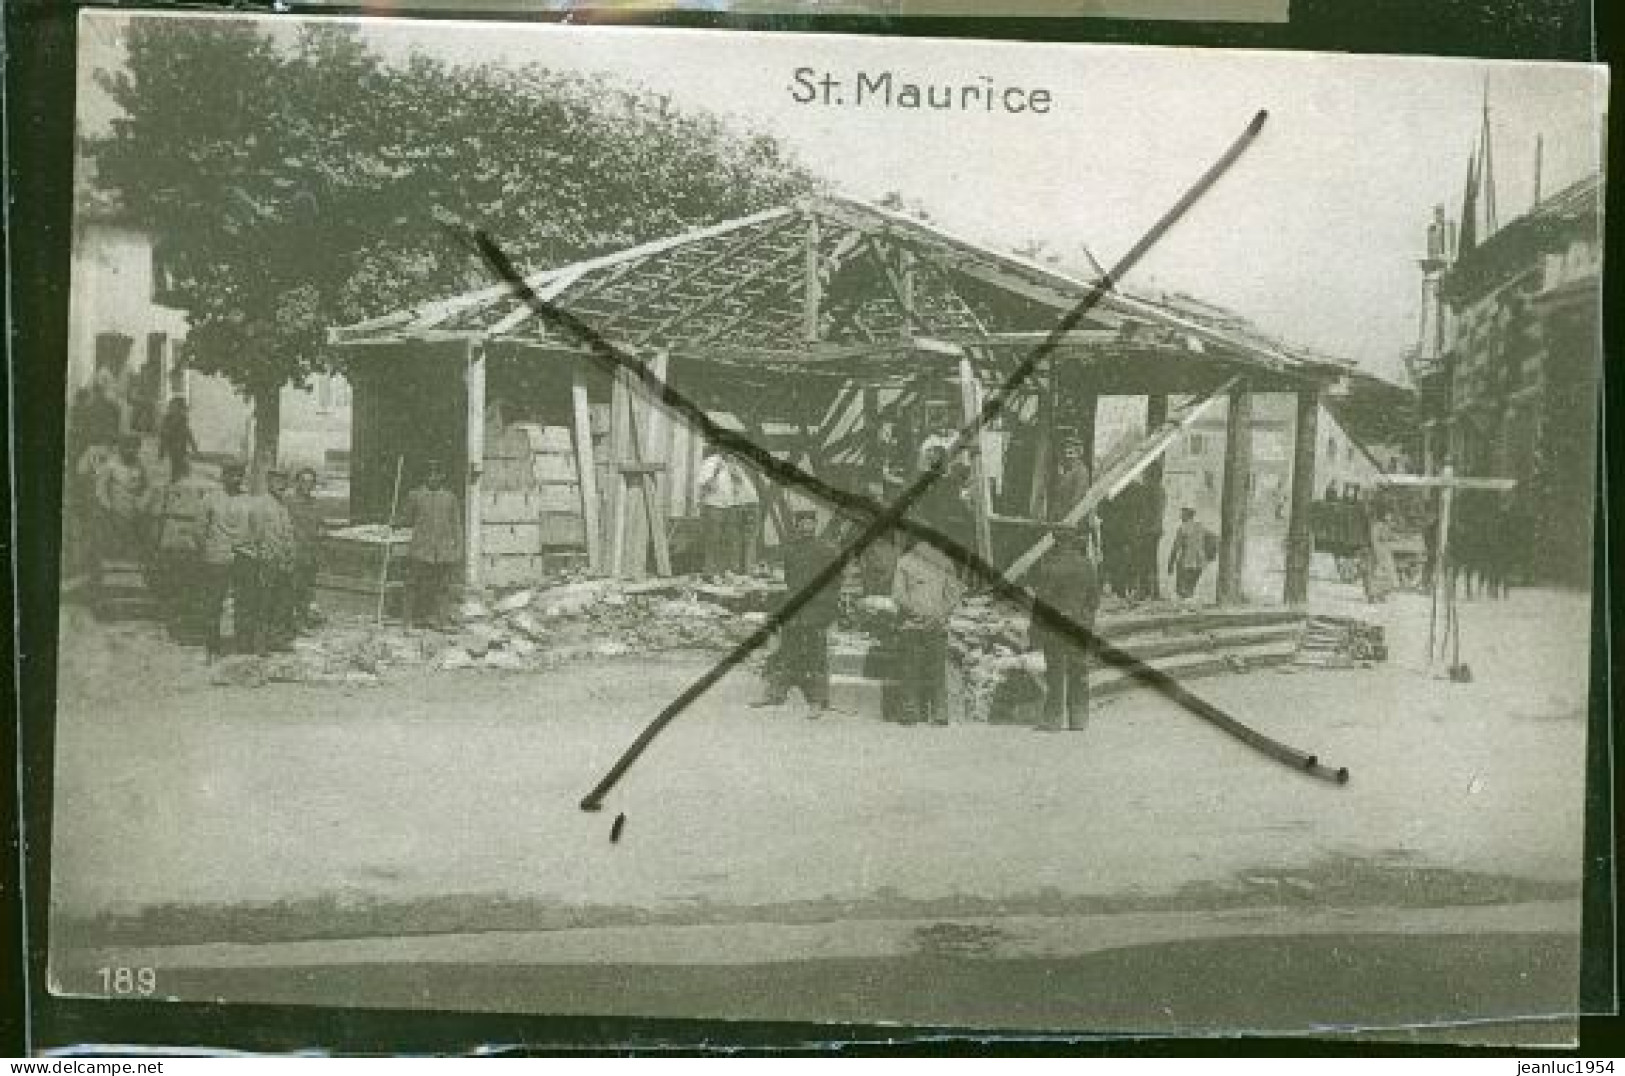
1203 470 1216 493
1187 433 1207 456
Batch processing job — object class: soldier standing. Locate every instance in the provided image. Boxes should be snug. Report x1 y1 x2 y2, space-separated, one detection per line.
151 459 214 640
890 536 967 726
285 467 325 629
1132 473 1166 601
95 435 152 570
198 461 255 660
752 510 839 715
1030 524 1102 732
255 468 300 650
157 396 199 482
400 459 464 628
1167 506 1214 608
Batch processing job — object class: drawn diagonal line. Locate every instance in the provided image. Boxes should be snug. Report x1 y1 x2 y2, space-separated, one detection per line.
465 108 1346 807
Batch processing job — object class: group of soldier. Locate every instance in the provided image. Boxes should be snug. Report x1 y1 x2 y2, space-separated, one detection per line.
751 504 978 728
1051 436 1215 607
183 461 325 659
74 382 1211 728
70 390 327 659
749 424 1212 733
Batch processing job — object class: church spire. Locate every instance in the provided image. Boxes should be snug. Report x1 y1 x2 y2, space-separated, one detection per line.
1480 76 1499 235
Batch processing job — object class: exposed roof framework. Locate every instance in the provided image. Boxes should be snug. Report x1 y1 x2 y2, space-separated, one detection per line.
331 194 1347 389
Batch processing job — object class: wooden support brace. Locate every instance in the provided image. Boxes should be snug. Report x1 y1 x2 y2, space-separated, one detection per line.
1004 377 1238 584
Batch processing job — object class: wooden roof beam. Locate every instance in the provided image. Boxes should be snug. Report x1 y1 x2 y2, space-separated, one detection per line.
625 239 806 348
812 196 1333 372
486 267 588 335
593 214 800 337
679 250 809 347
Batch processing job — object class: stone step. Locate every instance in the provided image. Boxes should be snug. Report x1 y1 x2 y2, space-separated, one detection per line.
829 673 886 718
1091 638 1299 695
1093 624 1300 664
1094 607 1303 639
988 639 1299 726
831 620 1304 679
830 632 1298 725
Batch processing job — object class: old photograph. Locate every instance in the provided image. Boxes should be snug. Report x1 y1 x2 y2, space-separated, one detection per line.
50 13 1606 1043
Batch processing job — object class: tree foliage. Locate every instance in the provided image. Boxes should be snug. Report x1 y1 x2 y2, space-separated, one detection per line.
93 19 817 452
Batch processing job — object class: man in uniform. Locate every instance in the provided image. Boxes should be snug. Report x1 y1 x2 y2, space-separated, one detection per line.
697 444 754 577
400 459 464 628
285 467 325 629
890 534 968 726
158 396 200 482
253 468 300 651
1052 438 1092 520
1098 486 1133 600
1167 506 1215 608
1049 437 1102 562
151 458 215 640
1131 473 1166 601
198 461 256 660
752 509 839 715
95 434 152 573
1029 524 1101 732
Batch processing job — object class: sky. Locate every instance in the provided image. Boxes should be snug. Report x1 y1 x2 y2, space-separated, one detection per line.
78 13 1607 382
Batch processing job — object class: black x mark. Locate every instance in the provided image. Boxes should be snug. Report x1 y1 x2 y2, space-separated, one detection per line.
456 108 1349 813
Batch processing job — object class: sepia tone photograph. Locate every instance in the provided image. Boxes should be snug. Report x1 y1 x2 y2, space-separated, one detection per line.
49 13 1605 1044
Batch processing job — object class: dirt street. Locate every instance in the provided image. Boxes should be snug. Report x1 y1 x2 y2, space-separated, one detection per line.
49 584 1590 936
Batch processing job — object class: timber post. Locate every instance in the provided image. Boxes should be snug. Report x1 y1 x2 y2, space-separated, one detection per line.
803 212 822 342
863 384 882 493
607 365 631 576
1028 356 1058 519
1283 387 1320 606
1144 394 1169 483
464 337 487 587
571 361 603 573
958 354 996 564
1075 391 1098 473
1217 382 1252 606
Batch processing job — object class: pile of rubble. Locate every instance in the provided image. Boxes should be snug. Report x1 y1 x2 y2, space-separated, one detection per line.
948 596 1035 724
210 573 785 687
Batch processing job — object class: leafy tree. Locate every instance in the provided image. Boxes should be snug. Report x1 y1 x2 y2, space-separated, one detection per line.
93 18 816 471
